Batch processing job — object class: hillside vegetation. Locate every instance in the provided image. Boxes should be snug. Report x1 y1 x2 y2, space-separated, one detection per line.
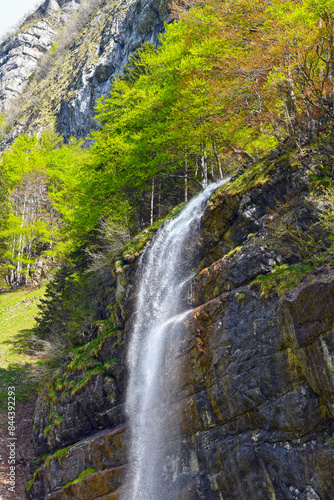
1 2 334 498
0 0 334 359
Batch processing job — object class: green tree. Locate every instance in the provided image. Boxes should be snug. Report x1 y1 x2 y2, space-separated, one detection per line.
0 160 9 270
0 132 89 285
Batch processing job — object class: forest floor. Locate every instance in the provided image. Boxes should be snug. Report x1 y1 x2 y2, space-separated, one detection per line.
0 287 45 500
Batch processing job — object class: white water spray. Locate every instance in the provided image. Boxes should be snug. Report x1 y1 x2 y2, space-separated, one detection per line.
123 180 229 500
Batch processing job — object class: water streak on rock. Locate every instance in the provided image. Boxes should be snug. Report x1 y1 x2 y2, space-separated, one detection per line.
124 180 229 499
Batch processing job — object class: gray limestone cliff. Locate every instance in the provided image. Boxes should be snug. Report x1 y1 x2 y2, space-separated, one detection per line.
0 0 170 145
0 0 82 113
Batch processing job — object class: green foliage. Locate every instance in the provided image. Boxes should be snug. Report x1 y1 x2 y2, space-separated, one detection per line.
120 202 186 261
88 0 334 235
0 129 92 286
61 0 334 243
63 468 98 489
3 0 334 357
5 0 334 283
33 263 96 348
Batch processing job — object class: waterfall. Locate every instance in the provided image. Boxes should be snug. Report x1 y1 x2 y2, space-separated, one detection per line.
123 180 229 500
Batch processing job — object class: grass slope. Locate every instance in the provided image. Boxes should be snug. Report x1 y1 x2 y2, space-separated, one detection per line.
0 287 45 410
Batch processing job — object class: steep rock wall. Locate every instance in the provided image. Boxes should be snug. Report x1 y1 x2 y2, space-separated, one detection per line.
0 0 82 113
28 149 334 499
0 0 170 145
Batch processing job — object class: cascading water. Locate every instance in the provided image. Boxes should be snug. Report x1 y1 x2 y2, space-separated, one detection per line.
123 180 229 500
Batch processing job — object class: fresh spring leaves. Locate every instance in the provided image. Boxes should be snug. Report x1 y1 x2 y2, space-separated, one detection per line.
2 0 334 285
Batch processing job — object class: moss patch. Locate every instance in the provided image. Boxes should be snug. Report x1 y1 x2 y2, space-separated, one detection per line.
249 263 315 298
226 246 242 258
226 160 272 196
63 467 98 489
71 365 105 396
44 410 64 435
104 357 117 368
25 466 42 492
44 445 72 468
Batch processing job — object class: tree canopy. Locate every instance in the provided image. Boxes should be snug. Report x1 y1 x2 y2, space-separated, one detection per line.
2 0 334 286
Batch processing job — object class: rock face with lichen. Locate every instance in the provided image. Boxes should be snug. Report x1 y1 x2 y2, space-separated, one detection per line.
27 147 334 499
0 0 170 145
0 0 82 113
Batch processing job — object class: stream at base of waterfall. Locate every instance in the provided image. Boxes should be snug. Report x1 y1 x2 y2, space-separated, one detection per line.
123 180 229 500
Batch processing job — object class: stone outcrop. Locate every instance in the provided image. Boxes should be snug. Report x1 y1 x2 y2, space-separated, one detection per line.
279 269 334 418
0 0 170 145
0 0 82 114
28 150 334 499
32 328 128 456
27 427 125 499
177 268 334 499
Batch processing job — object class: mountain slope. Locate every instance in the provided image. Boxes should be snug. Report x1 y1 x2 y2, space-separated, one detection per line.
0 0 82 114
0 0 170 146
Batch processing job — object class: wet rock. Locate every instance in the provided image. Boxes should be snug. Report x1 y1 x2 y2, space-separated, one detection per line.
279 268 334 417
33 330 127 455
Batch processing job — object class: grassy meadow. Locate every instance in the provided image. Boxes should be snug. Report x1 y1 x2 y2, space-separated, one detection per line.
0 287 45 410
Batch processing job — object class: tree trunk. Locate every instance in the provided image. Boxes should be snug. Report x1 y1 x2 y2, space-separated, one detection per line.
184 153 188 202
212 136 222 174
200 143 208 189
150 179 155 226
194 156 199 179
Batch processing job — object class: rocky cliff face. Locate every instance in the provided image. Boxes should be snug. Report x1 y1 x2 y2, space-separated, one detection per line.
0 0 170 145
0 0 82 113
27 148 334 499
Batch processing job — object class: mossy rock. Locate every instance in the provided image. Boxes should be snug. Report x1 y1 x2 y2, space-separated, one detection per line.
63 467 98 488
249 263 315 298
